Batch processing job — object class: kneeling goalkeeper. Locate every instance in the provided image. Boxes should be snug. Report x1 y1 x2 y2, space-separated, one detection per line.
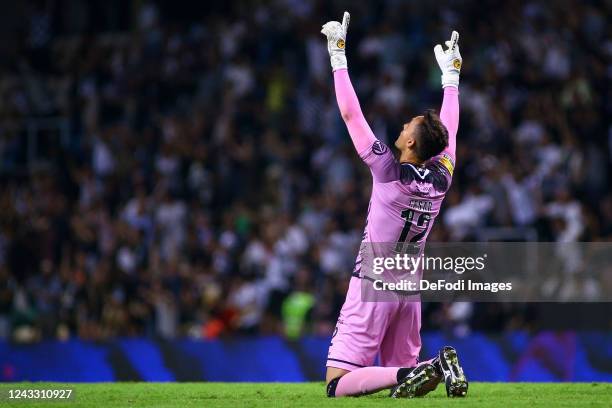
321 12 468 398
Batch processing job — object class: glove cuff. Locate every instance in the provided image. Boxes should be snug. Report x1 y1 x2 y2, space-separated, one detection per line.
330 54 347 71
441 72 459 88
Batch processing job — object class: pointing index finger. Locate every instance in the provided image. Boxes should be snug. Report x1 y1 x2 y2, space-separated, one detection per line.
342 12 350 32
450 31 459 50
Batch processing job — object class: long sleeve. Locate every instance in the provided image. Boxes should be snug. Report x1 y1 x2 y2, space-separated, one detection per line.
439 86 459 160
333 68 378 156
333 68 398 183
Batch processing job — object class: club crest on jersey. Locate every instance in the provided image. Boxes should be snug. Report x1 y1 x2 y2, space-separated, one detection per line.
453 59 462 70
372 140 388 155
336 39 345 49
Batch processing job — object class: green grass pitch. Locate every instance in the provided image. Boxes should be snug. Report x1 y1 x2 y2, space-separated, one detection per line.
0 382 610 407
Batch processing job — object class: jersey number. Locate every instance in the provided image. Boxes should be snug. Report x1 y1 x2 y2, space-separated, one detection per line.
395 209 432 253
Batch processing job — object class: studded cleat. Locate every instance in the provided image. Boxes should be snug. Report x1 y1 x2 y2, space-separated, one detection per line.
415 358 443 396
389 363 437 398
438 346 468 397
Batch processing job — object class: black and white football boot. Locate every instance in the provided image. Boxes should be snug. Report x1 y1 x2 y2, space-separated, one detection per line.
438 346 468 397
389 363 437 398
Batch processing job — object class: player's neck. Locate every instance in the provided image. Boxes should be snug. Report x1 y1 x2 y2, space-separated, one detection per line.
399 149 424 166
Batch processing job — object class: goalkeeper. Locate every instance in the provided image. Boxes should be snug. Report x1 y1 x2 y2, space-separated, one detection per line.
320 12 468 398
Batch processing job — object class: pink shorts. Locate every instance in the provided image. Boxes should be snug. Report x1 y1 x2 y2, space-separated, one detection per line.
326 276 422 371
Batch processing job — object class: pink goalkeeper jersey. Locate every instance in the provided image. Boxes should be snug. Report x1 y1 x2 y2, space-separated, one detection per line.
331 69 459 278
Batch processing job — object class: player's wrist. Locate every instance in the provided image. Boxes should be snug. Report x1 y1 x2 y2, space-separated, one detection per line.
330 53 347 71
441 73 459 88
327 37 347 71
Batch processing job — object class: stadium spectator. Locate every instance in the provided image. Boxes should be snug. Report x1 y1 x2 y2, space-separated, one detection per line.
0 0 609 341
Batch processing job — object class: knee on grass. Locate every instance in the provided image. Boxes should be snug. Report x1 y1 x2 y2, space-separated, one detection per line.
326 377 342 397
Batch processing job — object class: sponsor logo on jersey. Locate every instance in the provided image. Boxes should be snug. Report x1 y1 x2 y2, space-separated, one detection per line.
414 181 432 194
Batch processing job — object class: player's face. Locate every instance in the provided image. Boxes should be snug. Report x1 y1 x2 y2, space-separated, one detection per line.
395 115 423 151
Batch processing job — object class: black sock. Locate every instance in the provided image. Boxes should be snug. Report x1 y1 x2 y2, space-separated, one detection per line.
396 367 413 383
326 377 341 397
431 357 443 375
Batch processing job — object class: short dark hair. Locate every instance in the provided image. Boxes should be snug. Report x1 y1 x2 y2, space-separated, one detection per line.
414 109 449 162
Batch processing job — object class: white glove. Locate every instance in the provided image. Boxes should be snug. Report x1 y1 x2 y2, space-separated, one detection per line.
434 31 462 88
320 11 350 71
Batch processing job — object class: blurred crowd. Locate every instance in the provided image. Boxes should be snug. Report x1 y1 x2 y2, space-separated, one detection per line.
0 0 610 342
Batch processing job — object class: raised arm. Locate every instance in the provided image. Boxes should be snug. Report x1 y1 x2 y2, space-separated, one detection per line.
321 12 396 182
440 87 459 159
434 31 462 161
321 12 377 156
333 68 377 155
